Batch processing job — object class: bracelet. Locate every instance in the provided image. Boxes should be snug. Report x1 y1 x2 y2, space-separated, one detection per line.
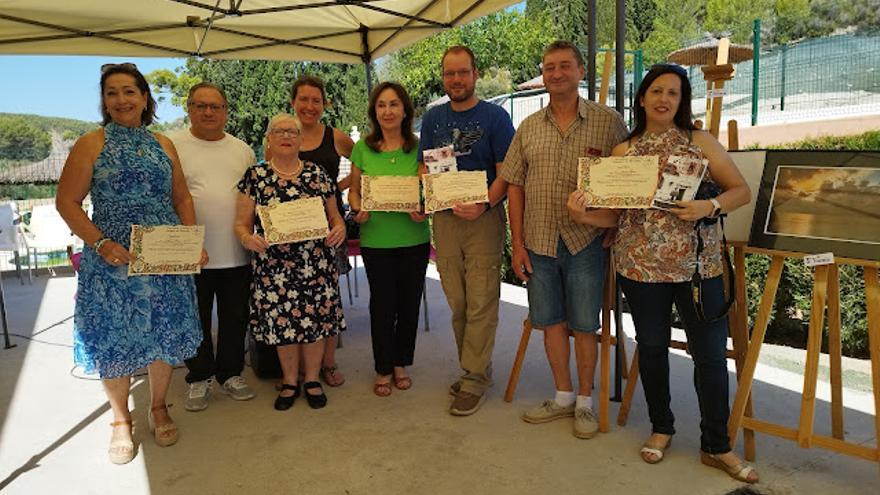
93 237 111 253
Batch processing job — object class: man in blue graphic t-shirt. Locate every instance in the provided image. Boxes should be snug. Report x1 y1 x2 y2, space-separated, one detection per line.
418 45 515 416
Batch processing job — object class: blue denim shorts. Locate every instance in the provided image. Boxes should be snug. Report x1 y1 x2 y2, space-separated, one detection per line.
526 236 607 333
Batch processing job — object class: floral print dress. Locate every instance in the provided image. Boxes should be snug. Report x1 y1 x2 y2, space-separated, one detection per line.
237 161 346 345
74 122 201 378
614 127 723 283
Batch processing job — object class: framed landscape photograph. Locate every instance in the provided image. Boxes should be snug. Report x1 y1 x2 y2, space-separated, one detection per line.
748 150 880 261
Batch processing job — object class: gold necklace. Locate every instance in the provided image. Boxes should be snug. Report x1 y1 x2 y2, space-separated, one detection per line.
270 159 302 179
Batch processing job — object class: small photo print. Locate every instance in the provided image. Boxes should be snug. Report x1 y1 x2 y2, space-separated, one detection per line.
423 145 458 174
764 166 880 245
651 155 707 210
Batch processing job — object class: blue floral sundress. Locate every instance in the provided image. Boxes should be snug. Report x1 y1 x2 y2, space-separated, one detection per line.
73 122 201 378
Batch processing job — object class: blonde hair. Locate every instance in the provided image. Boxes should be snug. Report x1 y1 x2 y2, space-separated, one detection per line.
266 113 302 135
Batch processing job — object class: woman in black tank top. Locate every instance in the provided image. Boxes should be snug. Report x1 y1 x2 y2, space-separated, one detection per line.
292 75 355 388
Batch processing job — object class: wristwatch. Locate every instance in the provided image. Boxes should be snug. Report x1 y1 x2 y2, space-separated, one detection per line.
708 198 722 218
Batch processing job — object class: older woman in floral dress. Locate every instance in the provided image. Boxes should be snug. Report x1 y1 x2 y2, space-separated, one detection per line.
234 113 347 411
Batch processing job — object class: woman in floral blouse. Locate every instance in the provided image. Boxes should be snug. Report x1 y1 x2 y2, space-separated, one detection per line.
566 64 755 483
234 113 346 411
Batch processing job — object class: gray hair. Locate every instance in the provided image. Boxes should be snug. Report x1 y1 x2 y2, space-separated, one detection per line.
266 113 302 135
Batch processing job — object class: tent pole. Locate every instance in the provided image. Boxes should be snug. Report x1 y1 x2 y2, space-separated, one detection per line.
1 270 15 350
587 0 597 101
360 25 374 95
615 0 625 115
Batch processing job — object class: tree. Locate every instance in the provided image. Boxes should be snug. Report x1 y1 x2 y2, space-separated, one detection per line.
704 0 774 43
383 10 555 110
475 68 515 99
0 116 51 162
640 0 704 65
149 59 369 150
774 0 812 44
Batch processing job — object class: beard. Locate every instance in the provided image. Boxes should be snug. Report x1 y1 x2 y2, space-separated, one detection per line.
447 85 475 102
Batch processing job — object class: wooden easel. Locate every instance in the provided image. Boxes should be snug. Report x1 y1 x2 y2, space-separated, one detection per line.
702 38 735 139
727 245 880 464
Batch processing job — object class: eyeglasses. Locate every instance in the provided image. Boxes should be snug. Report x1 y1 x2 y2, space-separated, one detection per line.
442 69 473 79
649 63 688 78
189 102 227 112
100 62 138 74
268 128 300 137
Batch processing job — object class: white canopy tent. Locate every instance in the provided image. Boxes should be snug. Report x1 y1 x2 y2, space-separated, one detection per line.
0 0 518 63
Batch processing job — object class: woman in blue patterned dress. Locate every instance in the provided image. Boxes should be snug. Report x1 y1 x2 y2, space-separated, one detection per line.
234 113 346 411
56 63 206 464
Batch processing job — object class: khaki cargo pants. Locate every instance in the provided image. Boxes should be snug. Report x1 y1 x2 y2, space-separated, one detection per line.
432 205 505 396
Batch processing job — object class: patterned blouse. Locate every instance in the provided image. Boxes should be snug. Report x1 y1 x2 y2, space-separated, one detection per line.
614 127 723 283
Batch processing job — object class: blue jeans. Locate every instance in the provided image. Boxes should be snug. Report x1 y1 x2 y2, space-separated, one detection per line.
617 275 732 454
526 236 607 332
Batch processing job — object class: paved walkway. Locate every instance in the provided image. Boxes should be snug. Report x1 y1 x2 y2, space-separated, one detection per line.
0 265 876 494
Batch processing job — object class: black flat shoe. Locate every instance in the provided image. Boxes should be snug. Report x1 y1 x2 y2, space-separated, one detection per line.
274 384 299 411
303 381 327 409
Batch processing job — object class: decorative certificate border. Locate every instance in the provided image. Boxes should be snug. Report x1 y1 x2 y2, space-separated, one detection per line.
361 175 421 212
577 156 657 209
423 171 488 213
129 225 202 276
257 199 328 245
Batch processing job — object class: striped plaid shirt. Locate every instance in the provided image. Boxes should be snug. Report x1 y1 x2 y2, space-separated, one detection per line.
501 97 628 257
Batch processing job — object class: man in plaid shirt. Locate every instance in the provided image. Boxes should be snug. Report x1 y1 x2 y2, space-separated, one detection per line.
501 40 628 439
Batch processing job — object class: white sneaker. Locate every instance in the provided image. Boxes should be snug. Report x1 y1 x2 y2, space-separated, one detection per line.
185 379 212 411
221 376 256 401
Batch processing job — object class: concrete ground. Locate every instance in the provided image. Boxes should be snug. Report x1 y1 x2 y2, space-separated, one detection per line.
0 264 877 495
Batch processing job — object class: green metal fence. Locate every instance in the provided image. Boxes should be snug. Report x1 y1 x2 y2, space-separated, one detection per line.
689 32 880 126
499 33 879 132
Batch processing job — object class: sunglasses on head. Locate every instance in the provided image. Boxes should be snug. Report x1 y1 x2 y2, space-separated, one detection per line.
100 62 138 74
649 63 688 77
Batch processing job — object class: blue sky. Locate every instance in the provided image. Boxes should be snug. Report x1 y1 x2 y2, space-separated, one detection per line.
0 56 186 123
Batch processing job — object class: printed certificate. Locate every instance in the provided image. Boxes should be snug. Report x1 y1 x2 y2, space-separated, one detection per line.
256 197 328 245
129 225 205 276
361 175 421 212
423 171 489 213
578 156 661 208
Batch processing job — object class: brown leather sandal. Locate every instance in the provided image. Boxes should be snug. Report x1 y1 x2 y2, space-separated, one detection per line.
700 450 758 483
148 404 178 447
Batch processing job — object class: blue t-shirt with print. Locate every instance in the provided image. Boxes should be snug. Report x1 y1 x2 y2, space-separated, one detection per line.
418 100 515 187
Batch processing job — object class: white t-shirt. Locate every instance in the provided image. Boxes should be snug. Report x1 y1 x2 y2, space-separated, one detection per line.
170 129 256 269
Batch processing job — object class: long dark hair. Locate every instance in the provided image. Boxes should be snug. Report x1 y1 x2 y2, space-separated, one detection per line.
365 81 417 154
627 64 697 140
99 63 157 126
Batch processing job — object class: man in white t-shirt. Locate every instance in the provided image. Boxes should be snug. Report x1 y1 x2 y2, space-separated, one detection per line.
170 83 257 411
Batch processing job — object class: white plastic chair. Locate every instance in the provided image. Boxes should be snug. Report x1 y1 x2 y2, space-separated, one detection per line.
0 201 31 284
23 204 75 276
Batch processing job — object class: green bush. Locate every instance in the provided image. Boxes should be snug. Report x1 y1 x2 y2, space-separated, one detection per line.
0 116 51 161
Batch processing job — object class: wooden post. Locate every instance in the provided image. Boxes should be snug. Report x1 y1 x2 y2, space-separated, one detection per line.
598 51 614 106
827 263 845 440
864 267 880 464
727 120 740 150
798 265 830 448
728 255 785 447
503 318 533 402
729 244 756 459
